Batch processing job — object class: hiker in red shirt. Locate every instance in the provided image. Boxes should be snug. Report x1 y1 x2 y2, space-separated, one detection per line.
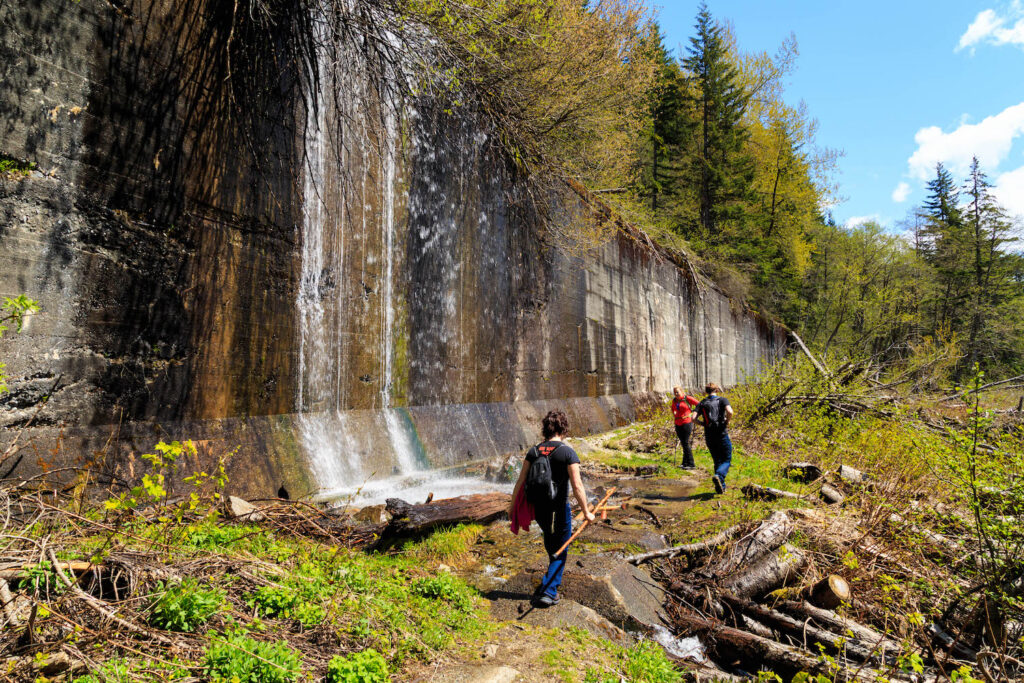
671 386 700 469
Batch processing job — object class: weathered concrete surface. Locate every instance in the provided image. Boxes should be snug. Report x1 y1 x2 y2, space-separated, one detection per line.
0 0 787 497
504 554 668 632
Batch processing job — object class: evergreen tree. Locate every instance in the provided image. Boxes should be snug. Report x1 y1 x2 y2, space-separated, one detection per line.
637 24 687 212
962 157 1014 371
682 3 751 241
920 162 969 332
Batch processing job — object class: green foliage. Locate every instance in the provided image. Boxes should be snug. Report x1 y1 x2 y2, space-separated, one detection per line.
0 294 40 394
149 579 224 632
621 640 680 682
0 153 35 176
410 572 474 612
71 657 190 682
204 632 302 683
326 649 389 683
248 585 326 628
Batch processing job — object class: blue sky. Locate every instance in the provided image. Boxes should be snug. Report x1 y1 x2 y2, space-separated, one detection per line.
647 1 1024 228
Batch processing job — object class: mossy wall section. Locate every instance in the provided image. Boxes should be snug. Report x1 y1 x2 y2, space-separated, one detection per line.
0 0 786 497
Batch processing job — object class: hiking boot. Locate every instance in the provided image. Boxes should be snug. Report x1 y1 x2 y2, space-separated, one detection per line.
533 593 560 608
712 475 725 494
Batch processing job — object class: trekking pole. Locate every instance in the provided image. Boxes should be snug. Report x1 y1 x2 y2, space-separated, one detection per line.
554 487 616 557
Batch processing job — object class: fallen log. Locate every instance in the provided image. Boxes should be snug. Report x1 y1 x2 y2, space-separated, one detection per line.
671 610 904 682
887 513 962 556
720 594 882 665
709 510 792 576
775 600 901 655
807 575 851 609
837 464 867 486
384 493 510 536
626 524 745 565
721 544 806 599
785 462 823 483
819 483 845 505
741 484 806 502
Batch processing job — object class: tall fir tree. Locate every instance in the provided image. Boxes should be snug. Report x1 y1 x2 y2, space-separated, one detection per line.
682 2 751 242
637 24 687 212
962 156 1014 372
921 162 969 332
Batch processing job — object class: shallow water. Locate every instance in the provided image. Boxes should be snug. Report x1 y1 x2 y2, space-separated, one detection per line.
316 472 511 507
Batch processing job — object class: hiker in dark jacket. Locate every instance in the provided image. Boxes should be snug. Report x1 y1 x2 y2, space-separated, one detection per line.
671 386 701 469
695 383 734 494
509 410 595 607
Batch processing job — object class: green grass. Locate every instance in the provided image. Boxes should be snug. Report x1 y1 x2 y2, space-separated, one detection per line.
401 523 484 563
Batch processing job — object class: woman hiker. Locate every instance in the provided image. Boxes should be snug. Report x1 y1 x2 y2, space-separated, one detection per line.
695 383 735 494
508 410 595 607
671 386 701 469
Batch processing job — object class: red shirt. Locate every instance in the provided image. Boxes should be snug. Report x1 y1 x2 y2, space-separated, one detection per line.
671 395 700 425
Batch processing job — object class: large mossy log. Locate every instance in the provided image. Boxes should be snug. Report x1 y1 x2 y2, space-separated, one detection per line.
384 493 510 535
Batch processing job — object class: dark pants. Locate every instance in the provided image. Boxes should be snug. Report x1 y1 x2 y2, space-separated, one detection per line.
675 422 695 467
706 431 733 488
535 501 572 598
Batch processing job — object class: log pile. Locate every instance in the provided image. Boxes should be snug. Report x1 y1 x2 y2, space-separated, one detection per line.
643 511 975 680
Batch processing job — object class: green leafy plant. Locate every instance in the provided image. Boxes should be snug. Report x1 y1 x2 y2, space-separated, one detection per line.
326 649 389 683
248 585 325 628
0 294 40 394
621 640 680 683
0 153 35 177
204 632 302 683
149 579 224 632
410 573 473 612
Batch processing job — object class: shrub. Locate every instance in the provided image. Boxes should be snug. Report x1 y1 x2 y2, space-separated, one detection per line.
149 579 224 632
326 649 389 683
204 632 302 683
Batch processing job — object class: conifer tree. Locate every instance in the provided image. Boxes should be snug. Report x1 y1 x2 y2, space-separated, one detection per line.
962 156 1013 371
921 162 969 332
682 2 751 241
637 24 687 212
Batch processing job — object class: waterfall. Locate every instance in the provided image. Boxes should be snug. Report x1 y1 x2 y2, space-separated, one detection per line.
295 16 423 497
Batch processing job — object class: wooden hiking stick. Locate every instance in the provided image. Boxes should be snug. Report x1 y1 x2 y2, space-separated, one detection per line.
555 487 616 556
574 502 626 522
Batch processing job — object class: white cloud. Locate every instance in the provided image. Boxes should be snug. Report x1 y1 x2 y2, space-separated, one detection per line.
891 182 912 203
957 2 1024 51
844 214 882 228
907 102 1024 181
994 165 1024 218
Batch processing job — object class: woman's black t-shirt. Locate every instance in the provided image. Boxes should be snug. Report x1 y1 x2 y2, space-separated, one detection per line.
525 440 581 504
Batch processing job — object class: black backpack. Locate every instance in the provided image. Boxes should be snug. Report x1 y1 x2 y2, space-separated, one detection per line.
701 397 729 431
524 445 560 505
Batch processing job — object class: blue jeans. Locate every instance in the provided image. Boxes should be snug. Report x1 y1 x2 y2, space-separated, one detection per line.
706 432 732 488
536 501 572 598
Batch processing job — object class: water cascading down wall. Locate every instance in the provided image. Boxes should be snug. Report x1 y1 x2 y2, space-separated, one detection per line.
0 0 787 499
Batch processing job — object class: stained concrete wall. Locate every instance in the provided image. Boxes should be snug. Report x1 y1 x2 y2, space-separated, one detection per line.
0 0 786 498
